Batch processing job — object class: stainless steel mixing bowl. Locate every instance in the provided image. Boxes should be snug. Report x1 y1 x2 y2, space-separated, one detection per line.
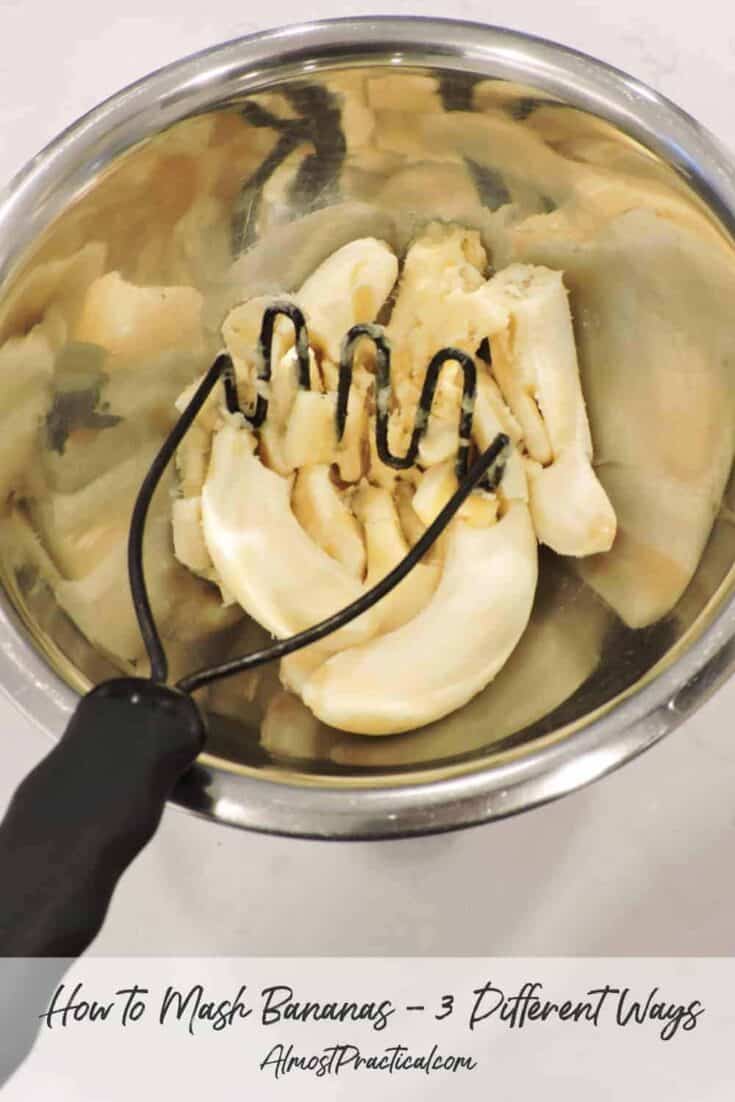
1 17 735 838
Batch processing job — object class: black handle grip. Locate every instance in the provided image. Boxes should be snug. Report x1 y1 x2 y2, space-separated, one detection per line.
0 679 205 957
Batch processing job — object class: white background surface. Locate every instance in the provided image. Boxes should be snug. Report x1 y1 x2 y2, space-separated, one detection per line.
1 0 734 955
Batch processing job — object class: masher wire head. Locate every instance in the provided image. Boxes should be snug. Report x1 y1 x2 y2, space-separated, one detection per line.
127 305 510 695
229 301 503 488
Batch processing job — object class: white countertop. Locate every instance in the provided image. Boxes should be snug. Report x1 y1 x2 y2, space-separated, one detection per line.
1 0 734 955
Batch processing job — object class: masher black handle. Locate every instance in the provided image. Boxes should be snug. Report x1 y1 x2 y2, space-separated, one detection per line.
0 678 205 957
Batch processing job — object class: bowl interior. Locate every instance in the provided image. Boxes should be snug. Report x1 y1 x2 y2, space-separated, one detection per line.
2 45 735 815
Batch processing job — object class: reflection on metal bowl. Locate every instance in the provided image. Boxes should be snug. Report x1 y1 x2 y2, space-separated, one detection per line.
1 18 735 837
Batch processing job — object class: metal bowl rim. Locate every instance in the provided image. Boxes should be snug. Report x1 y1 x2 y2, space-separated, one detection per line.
1 15 734 839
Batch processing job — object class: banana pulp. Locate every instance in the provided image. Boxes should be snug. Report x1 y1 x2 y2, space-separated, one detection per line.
173 225 616 734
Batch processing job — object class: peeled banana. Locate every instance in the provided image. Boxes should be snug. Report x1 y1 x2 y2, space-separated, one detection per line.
488 263 616 555
302 505 537 734
170 222 619 735
292 464 366 579
509 207 735 626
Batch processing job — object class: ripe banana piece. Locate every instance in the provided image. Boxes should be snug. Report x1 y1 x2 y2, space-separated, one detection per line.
201 421 369 644
202 425 439 696
174 223 618 735
291 465 366 580
294 237 398 363
301 503 538 735
352 482 441 634
489 263 616 555
525 450 616 558
506 207 735 627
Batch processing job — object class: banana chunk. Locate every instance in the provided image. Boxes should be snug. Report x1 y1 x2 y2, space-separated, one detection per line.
283 390 337 469
353 482 441 634
386 222 506 383
490 264 590 458
201 421 369 643
490 263 616 554
292 465 366 579
412 460 499 529
172 496 213 578
302 503 538 735
526 451 616 557
294 237 398 363
472 373 528 502
222 238 397 476
279 480 439 696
